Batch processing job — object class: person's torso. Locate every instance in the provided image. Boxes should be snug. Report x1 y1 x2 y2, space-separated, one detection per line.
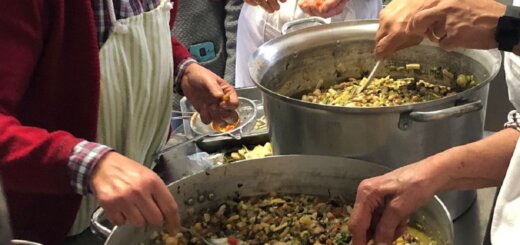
491 0 520 243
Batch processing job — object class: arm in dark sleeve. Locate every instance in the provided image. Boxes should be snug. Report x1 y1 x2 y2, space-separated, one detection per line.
170 0 194 74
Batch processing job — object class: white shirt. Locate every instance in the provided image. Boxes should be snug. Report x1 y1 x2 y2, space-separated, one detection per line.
491 0 520 243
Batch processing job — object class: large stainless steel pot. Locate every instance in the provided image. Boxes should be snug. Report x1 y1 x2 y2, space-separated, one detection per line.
94 155 453 245
248 20 501 219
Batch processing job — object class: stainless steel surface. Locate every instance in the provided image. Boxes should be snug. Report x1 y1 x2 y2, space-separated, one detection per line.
100 155 454 245
249 20 501 219
357 60 382 94
90 208 113 239
409 100 483 122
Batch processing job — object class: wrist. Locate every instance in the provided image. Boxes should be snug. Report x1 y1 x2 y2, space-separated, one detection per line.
175 58 197 95
418 146 466 194
89 151 116 193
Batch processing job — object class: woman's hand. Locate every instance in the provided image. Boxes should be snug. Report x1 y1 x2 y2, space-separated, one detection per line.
347 162 442 245
375 0 506 58
374 0 425 59
244 0 287 13
181 63 239 126
90 152 180 235
407 0 505 51
348 128 520 245
298 0 348 18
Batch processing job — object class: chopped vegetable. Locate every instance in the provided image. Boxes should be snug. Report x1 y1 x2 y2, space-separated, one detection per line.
150 194 437 245
301 70 476 107
405 64 421 70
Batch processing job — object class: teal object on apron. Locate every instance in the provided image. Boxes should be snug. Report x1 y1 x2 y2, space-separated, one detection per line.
69 0 174 235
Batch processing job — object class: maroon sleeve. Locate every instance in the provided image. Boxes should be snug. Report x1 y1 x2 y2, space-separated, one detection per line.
0 1 81 194
170 0 193 73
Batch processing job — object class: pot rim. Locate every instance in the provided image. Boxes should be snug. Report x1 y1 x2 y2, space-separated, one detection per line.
249 21 502 114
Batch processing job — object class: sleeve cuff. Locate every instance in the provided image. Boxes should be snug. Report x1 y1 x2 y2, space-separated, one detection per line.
67 140 113 194
505 110 520 131
174 58 197 96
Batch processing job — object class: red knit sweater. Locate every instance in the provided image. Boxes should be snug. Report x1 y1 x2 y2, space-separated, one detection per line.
0 1 190 244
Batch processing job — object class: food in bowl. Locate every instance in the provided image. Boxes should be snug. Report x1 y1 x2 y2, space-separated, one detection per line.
211 118 241 133
147 193 438 245
301 65 476 107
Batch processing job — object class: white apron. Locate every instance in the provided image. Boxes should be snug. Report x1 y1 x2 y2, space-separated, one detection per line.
491 0 520 242
235 0 382 88
69 0 174 234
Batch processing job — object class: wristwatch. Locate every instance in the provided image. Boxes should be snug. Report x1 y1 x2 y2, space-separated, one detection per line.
496 5 520 52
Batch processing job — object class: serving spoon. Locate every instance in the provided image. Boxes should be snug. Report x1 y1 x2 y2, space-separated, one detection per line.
357 60 382 94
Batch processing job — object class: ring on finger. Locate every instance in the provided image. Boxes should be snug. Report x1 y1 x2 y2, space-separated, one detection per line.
430 28 446 41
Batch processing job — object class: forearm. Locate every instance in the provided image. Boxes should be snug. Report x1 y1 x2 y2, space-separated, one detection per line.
424 128 520 193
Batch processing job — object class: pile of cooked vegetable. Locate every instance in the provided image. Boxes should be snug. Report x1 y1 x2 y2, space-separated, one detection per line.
226 143 272 163
301 65 477 107
147 193 438 245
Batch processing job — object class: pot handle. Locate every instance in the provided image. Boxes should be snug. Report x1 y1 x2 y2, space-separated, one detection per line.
281 17 327 35
409 100 483 122
90 207 113 239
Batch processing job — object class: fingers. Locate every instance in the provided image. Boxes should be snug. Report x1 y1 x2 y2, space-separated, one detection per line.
349 179 381 245
255 0 279 13
348 200 372 245
407 7 445 36
320 0 347 17
438 33 460 51
266 0 281 12
244 0 258 6
199 104 212 124
135 192 165 227
318 3 345 18
219 108 240 125
393 220 408 241
375 33 423 59
209 104 227 127
122 204 147 227
152 182 181 235
374 199 410 244
299 0 347 17
219 79 239 110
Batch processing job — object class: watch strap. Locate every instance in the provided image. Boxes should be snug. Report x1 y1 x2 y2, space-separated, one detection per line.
496 5 520 52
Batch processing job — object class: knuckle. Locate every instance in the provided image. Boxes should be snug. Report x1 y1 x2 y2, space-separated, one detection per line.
359 179 378 196
388 202 406 219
